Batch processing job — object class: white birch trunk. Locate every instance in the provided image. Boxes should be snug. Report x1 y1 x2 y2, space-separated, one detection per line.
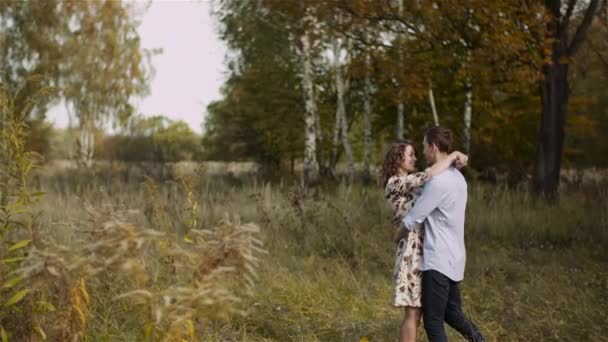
67 103 76 160
332 39 354 180
428 81 439 126
78 118 95 168
397 101 404 139
396 0 405 140
314 105 322 146
0 91 8 208
463 80 472 154
313 100 324 170
363 52 373 179
301 31 318 184
331 94 341 167
463 50 472 154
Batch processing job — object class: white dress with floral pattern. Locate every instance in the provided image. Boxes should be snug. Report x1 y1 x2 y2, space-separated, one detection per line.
385 172 430 307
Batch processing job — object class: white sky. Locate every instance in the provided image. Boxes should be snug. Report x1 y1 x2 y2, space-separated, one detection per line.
47 0 227 134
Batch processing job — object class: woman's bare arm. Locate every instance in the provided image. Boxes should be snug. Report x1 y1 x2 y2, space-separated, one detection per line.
425 151 468 177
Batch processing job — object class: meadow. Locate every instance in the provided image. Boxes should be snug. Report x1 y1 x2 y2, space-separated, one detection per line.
3 0 607 340
1 164 602 341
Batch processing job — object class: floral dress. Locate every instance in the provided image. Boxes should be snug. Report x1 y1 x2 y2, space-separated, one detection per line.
384 172 430 307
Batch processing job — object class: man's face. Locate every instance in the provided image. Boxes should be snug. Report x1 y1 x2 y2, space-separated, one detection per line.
422 137 435 165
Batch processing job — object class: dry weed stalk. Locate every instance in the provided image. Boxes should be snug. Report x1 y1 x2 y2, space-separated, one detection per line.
1 86 266 340
6 202 265 341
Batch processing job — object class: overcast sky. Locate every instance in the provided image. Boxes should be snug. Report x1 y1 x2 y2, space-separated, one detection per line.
47 0 227 134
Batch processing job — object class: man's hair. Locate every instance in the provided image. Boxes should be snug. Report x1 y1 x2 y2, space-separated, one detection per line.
424 126 453 153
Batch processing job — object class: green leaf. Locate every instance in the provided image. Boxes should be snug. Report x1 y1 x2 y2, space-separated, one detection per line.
2 277 22 289
0 325 7 342
5 289 29 306
4 205 26 215
144 322 153 339
30 192 46 198
7 239 32 252
2 257 26 264
36 301 56 313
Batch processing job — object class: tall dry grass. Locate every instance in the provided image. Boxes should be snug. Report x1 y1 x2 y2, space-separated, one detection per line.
1 89 265 341
23 165 607 341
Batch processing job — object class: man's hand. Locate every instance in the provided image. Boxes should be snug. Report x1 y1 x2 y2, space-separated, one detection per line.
394 226 409 245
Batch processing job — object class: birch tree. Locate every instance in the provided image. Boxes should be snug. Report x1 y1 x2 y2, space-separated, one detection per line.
1 1 152 167
331 38 355 180
428 81 439 126
301 25 319 184
362 51 374 180
463 51 473 154
396 0 405 140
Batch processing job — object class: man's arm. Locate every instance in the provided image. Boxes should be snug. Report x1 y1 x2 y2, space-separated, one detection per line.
402 178 445 231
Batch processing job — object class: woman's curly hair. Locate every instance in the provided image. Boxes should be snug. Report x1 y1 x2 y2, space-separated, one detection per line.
382 140 415 187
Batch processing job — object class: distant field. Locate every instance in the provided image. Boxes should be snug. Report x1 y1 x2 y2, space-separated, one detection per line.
40 160 608 185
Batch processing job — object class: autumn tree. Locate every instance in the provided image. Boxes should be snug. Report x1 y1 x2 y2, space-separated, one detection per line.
208 0 305 169
533 0 602 199
0 1 154 166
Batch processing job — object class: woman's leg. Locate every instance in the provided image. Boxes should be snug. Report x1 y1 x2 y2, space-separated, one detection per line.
400 306 422 342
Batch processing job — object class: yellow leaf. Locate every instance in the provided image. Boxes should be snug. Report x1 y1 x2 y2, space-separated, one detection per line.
35 326 46 340
46 266 60 277
144 322 154 339
74 305 87 328
185 319 195 339
79 279 90 306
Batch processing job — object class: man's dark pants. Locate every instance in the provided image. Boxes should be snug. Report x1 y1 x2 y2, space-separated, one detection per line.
421 270 485 342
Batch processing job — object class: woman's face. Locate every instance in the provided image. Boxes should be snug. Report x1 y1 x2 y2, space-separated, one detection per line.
399 145 417 174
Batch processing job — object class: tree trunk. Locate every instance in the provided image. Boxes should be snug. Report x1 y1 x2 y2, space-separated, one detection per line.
533 0 600 200
534 60 569 200
313 101 325 171
301 31 318 185
463 80 472 154
396 0 405 140
77 119 95 168
362 53 373 181
339 101 354 183
428 82 439 126
331 92 341 169
462 48 473 154
0 91 9 209
332 39 355 181
397 101 404 139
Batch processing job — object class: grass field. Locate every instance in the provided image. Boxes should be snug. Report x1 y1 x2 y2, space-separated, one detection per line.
2 166 606 341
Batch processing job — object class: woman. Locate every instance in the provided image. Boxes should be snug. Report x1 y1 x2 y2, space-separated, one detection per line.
382 140 467 342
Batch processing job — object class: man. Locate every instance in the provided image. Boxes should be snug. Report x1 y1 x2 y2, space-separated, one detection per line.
402 126 485 342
